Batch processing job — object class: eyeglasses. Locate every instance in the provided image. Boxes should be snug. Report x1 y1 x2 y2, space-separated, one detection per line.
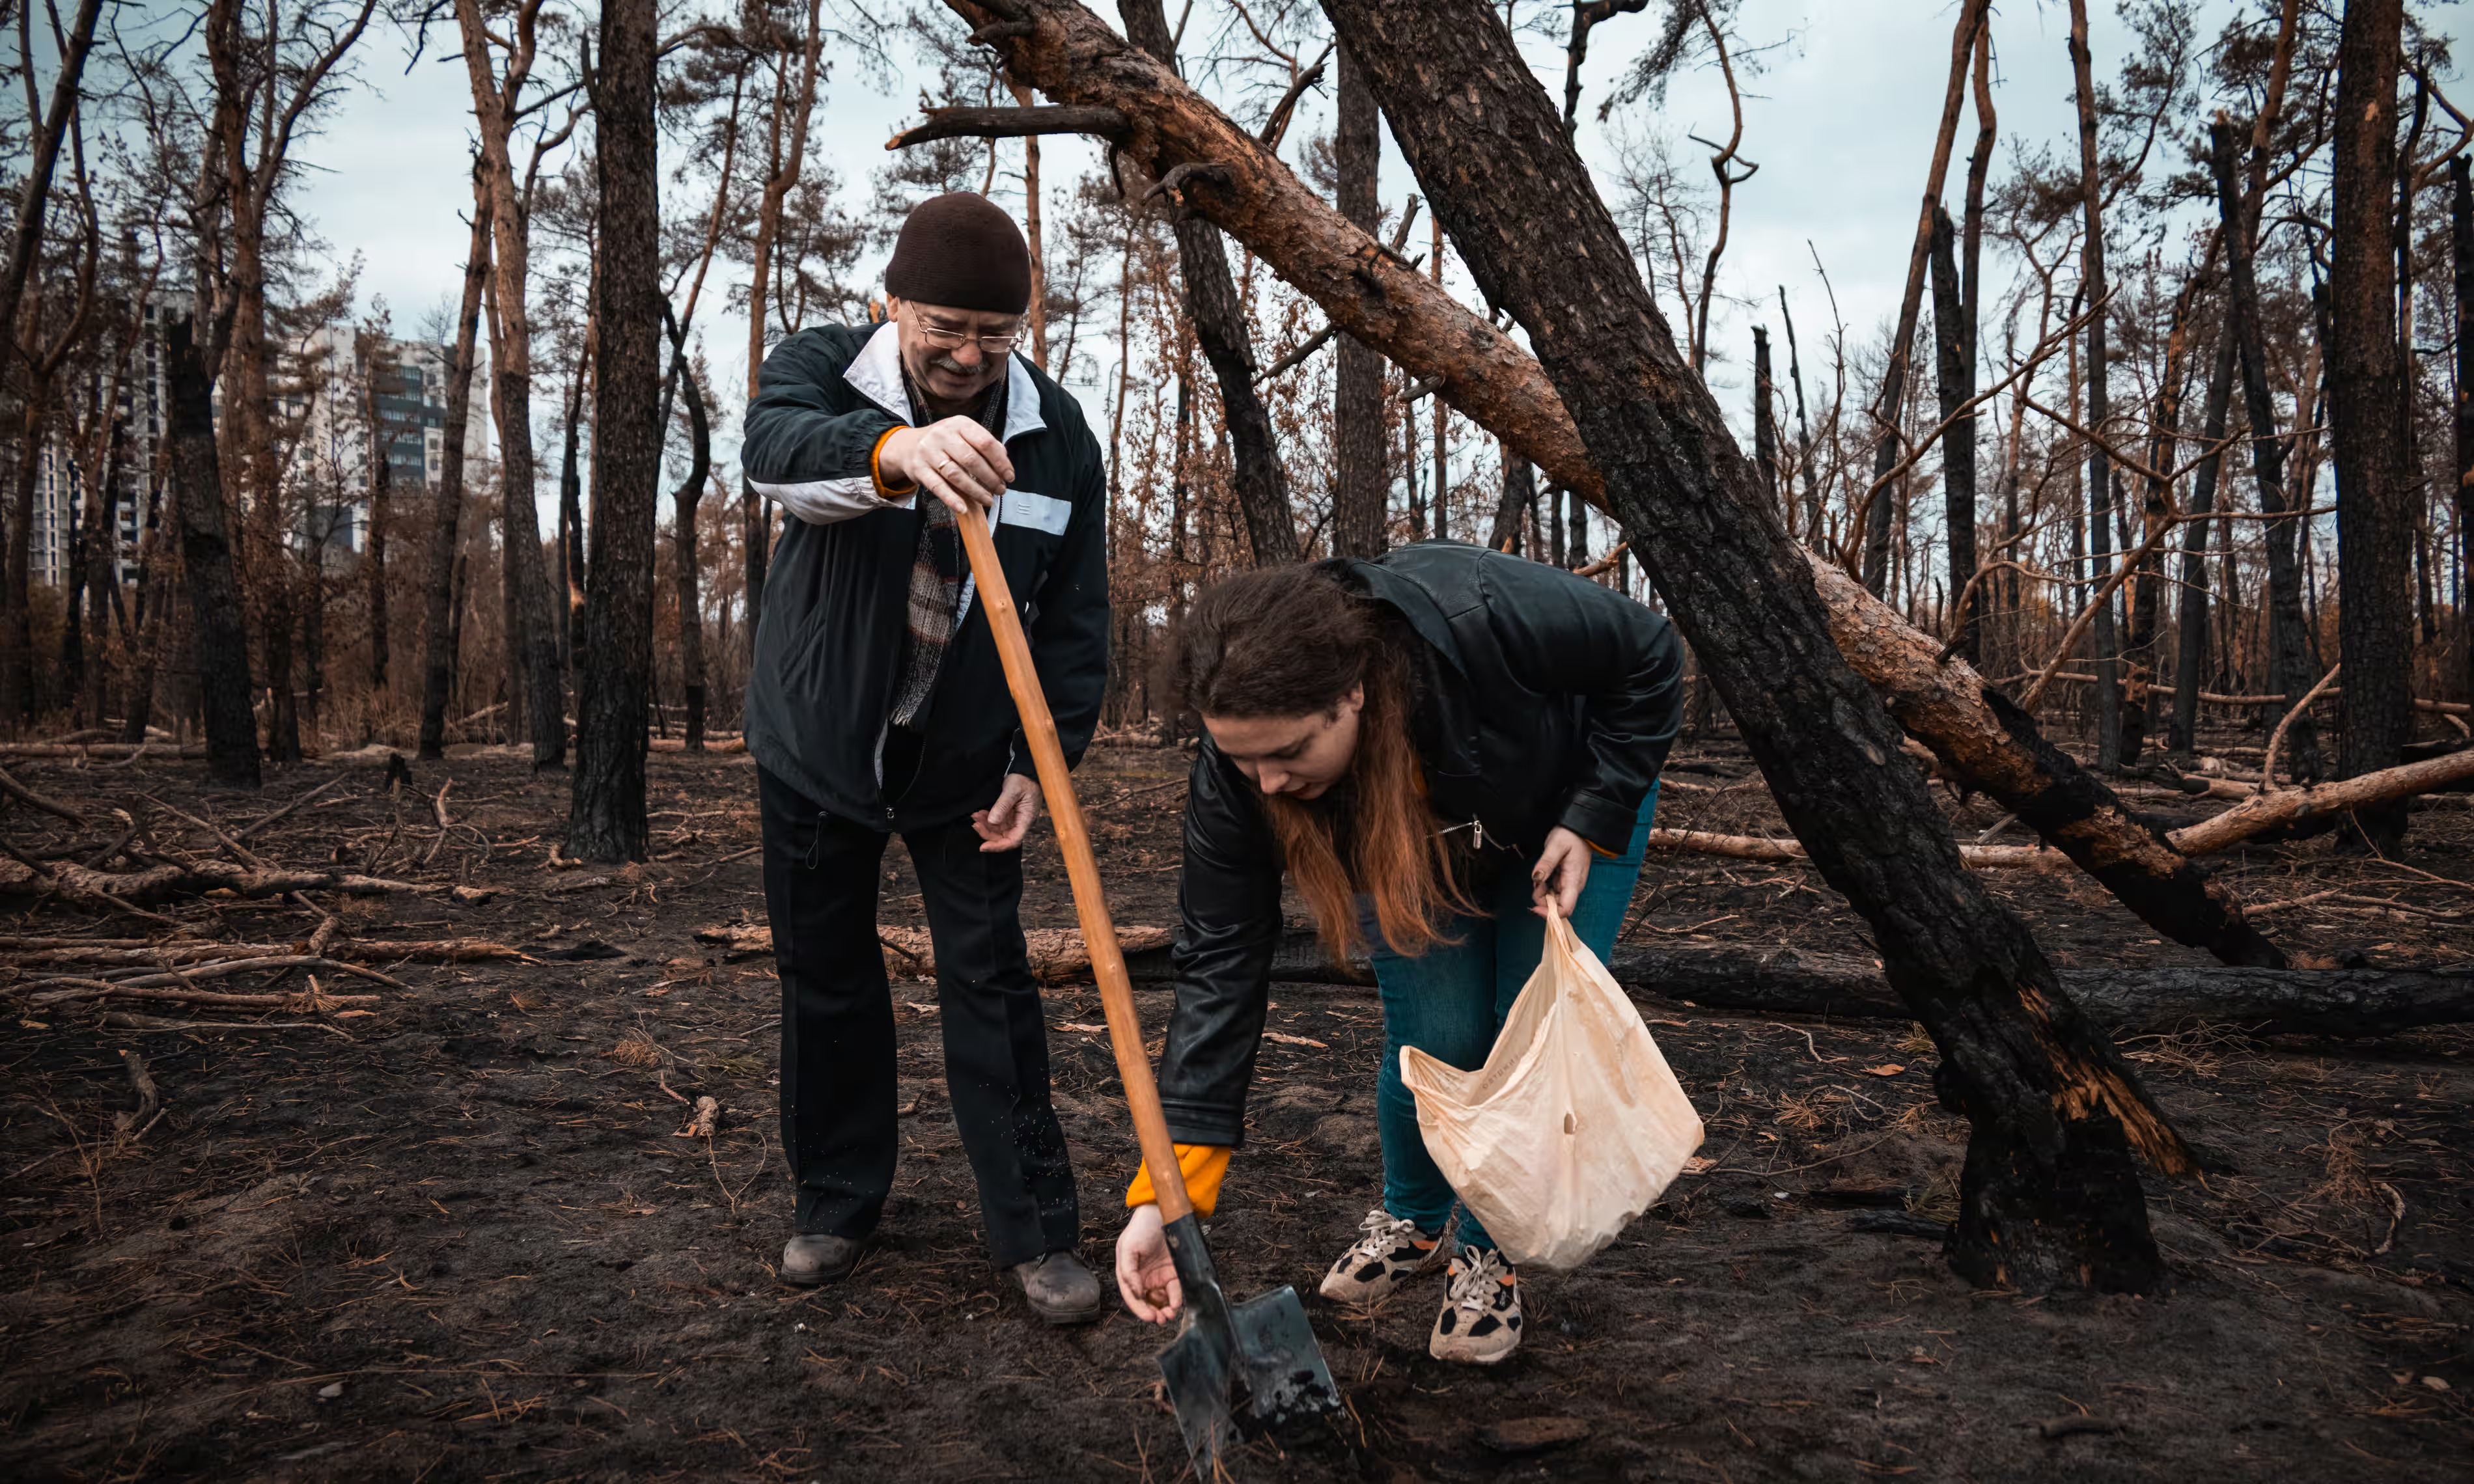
915 321 1022 357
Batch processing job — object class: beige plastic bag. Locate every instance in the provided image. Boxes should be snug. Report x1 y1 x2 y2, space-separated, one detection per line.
1400 907 1703 1271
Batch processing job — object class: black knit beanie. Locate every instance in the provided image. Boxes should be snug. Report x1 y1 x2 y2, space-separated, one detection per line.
884 193 1032 314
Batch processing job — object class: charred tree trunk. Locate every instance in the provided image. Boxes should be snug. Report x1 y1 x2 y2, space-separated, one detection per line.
2171 309 2239 753
2210 120 2319 779
2068 0 2122 771
1862 0 1988 596
1330 46 1387 560
2328 0 2413 853
421 187 490 761
668 319 711 752
1322 0 2189 1293
164 315 258 788
1753 326 1778 514
1120 0 1298 566
1490 456 1531 555
1928 204 1979 666
2453 157 2472 708
568 0 658 861
365 383 391 693
559 357 587 678
2123 279 2194 764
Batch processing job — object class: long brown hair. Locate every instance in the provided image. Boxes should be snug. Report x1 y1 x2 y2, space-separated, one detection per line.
1173 566 1469 960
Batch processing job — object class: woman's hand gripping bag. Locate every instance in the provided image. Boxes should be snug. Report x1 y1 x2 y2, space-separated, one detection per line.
1400 908 1703 1271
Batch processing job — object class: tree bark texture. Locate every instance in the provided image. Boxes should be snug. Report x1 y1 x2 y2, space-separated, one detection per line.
1490 456 1531 555
421 187 492 761
671 348 712 752
1753 326 1778 515
568 0 659 861
2209 120 2319 778
1330 46 1388 560
2453 157 2472 709
2066 0 2122 771
1119 0 1300 566
1317 0 2188 1293
454 0 566 768
2328 0 2413 851
1927 205 1978 665
956 0 2283 976
164 316 259 788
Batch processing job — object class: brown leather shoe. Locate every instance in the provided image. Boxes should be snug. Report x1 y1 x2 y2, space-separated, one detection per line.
779 1233 863 1287
1009 1249 1103 1325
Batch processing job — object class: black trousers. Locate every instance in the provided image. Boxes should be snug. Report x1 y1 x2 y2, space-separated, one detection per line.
760 763 1079 1267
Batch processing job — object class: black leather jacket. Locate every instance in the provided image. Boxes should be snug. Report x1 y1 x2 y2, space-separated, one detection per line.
1154 542 1684 1146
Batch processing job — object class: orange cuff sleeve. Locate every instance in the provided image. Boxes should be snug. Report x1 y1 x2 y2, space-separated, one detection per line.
870 425 917 500
1125 1143 1231 1220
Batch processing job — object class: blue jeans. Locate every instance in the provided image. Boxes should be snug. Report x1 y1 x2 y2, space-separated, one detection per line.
1369 788 1657 1254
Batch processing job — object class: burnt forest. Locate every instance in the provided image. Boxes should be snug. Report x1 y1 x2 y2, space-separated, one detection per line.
1 0 2471 1480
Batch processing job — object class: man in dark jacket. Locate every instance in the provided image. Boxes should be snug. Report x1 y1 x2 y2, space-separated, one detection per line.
741 192 1109 1325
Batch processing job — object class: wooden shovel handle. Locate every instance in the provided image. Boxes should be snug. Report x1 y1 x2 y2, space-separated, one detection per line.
953 503 1194 1225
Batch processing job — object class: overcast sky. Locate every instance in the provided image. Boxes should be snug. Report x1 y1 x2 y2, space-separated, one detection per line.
290 1 2468 476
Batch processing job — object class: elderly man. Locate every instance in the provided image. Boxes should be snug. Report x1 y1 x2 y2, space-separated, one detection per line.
741 192 1109 1325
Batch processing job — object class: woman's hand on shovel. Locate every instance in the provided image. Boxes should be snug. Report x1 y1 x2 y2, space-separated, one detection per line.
1117 1203 1183 1323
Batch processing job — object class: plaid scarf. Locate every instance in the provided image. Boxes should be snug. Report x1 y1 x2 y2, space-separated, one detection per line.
887 364 1009 731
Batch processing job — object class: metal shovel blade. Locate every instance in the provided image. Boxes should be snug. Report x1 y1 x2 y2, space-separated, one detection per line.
1156 1215 1342 1477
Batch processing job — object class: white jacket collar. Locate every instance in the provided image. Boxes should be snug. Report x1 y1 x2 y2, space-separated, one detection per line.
845 320 1046 444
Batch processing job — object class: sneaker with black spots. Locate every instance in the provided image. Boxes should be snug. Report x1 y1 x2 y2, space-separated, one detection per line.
1316 1208 1448 1304
1427 1245 1522 1364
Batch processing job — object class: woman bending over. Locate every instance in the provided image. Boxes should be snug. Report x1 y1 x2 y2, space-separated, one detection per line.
1115 542 1682 1364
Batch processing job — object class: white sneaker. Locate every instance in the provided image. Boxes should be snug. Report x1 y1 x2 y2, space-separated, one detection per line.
1428 1246 1522 1364
1316 1208 1448 1304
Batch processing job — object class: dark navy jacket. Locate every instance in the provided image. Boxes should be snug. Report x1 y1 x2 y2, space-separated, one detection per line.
740 322 1109 829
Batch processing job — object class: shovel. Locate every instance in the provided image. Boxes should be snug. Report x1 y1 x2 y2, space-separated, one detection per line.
955 501 1341 1476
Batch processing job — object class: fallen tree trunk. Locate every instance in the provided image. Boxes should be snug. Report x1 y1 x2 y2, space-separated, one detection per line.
0 936 529 965
945 0 2277 976
1650 748 2474 866
1606 949 2474 1038
0 743 207 758
1647 828 2064 870
0 858 437 906
2166 746 2474 857
1116 933 2469 1037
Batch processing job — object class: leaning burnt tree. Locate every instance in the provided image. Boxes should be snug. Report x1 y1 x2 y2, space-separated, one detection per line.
921 0 2285 978
1316 0 2189 1291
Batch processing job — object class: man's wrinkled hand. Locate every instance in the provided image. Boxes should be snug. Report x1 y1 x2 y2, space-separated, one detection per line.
973 773 1042 852
881 417 1013 515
